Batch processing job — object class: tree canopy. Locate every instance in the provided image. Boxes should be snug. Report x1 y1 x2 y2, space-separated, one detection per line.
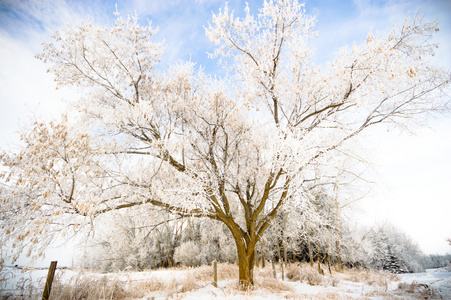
1 0 449 287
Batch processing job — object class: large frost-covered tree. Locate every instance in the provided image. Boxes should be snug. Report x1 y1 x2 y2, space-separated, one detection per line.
1 1 450 287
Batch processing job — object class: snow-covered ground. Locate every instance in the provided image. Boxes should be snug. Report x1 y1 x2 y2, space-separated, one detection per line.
398 267 451 298
1 264 450 299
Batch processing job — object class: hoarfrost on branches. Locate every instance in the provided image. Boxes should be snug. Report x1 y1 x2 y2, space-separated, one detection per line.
1 0 449 288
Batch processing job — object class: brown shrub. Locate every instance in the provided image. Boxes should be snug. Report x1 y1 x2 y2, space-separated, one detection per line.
299 267 324 286
285 264 301 281
257 266 275 278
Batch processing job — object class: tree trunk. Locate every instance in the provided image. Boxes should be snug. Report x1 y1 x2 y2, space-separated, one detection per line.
333 181 343 271
249 250 255 283
336 239 343 271
282 212 288 266
273 222 282 263
291 238 296 263
326 253 332 275
255 247 259 268
230 227 256 289
307 224 313 267
237 246 254 288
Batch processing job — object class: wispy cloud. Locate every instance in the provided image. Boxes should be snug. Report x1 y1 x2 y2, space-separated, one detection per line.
307 0 450 67
0 0 109 148
0 0 113 44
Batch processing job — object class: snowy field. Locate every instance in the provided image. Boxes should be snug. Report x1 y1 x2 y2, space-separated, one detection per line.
1 264 450 299
397 268 451 298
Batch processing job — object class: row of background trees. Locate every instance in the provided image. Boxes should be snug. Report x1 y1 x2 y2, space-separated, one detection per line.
79 197 430 275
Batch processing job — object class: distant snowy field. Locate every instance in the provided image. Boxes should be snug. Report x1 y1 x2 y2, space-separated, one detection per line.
1 264 450 299
398 268 451 298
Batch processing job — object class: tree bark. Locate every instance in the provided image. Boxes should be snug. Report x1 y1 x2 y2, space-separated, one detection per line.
255 246 259 268
227 221 257 289
334 185 344 271
307 224 313 267
336 239 343 271
237 244 254 288
282 212 288 266
273 221 282 263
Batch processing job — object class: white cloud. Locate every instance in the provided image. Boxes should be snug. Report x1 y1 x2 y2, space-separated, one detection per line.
358 116 451 254
0 0 114 150
0 32 69 149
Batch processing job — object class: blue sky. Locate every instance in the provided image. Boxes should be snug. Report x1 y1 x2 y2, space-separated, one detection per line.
1 0 450 257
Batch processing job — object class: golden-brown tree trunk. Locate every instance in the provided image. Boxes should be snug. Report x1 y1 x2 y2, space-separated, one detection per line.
230 225 256 289
237 245 254 288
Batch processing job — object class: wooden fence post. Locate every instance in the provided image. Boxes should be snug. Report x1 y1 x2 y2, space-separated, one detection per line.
213 260 218 287
42 261 57 300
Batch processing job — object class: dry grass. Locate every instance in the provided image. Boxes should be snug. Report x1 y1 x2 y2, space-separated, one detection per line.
339 267 399 287
50 270 202 299
285 264 301 280
285 292 371 300
50 273 128 300
256 265 275 278
131 273 201 296
178 276 200 293
190 262 237 282
190 264 213 282
219 277 295 298
48 263 231 299
396 281 442 299
283 263 340 287
131 277 165 292
311 292 369 300
255 277 295 294
217 262 239 280
299 269 322 285
6 263 409 299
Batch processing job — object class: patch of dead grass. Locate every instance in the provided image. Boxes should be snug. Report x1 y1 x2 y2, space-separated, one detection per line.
256 265 275 278
255 277 295 294
46 263 407 300
218 263 239 280
50 273 128 300
131 277 166 293
340 267 399 287
285 292 371 300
